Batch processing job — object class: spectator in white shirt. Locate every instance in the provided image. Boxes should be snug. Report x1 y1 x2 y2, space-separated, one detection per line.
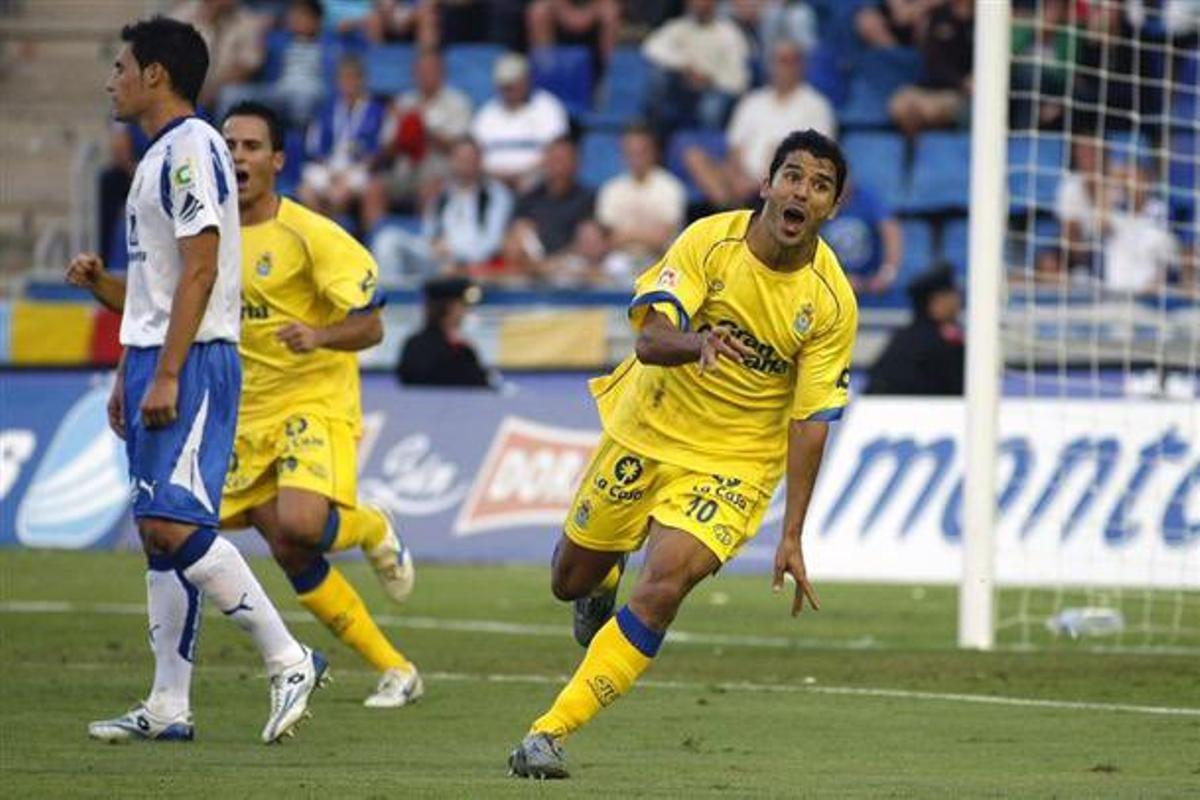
425 138 514 277
470 52 569 189
684 39 836 208
1100 156 1179 293
642 0 750 136
596 123 687 280
1052 135 1105 280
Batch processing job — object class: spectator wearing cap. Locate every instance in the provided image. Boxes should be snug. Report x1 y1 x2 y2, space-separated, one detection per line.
470 52 569 190
642 0 750 137
397 277 491 387
866 263 964 395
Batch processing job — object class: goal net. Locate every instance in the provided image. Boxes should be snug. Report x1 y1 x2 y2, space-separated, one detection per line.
969 0 1199 651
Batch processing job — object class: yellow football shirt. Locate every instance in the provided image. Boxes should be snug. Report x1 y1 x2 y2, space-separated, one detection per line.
590 210 858 492
238 197 382 433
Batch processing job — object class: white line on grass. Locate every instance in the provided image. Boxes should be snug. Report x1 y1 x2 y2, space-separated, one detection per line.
4 600 1200 718
0 600 878 651
16 659 1200 719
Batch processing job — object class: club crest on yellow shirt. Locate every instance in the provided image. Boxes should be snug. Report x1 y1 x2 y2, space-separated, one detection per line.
793 302 815 336
256 252 273 277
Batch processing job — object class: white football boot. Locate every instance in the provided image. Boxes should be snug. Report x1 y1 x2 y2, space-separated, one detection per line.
364 504 415 604
363 665 424 709
88 703 195 743
262 647 329 744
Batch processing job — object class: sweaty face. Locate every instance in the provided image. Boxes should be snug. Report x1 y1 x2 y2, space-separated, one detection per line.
106 45 149 122
760 150 840 248
223 115 282 209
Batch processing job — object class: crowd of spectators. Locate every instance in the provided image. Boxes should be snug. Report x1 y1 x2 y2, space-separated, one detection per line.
94 0 1196 301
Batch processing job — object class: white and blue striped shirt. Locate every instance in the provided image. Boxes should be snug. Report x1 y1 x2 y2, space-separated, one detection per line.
120 116 241 347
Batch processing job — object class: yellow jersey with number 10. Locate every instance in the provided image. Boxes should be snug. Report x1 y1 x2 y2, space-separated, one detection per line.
589 210 858 493
238 197 382 434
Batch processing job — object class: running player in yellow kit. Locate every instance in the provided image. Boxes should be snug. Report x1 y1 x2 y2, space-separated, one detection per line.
508 130 858 778
220 101 422 708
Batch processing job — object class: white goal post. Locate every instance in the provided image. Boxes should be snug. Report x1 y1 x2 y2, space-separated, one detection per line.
960 0 1011 650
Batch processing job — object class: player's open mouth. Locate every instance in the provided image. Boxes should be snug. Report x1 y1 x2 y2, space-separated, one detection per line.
781 207 805 230
236 170 249 187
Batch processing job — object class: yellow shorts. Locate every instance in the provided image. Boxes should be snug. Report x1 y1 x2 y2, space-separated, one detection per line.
564 435 771 563
221 413 359 525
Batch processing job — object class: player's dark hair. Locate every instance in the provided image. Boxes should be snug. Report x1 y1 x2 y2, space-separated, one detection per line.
767 129 847 199
120 16 209 106
224 101 285 152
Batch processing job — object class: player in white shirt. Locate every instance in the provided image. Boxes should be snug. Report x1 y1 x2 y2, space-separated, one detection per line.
65 16 326 745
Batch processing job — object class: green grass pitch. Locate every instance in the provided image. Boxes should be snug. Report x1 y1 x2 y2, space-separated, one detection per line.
1 550 1197 798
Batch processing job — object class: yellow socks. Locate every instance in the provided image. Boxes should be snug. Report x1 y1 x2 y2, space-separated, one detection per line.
290 558 410 673
530 606 663 738
318 505 389 553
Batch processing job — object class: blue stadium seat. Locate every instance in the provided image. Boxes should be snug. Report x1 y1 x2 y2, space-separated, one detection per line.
364 44 416 97
666 129 726 203
841 131 905 208
1007 133 1067 215
806 41 847 109
579 131 624 189
904 132 971 213
1167 131 1196 221
276 128 306 197
531 46 594 117
584 46 650 128
1171 49 1198 129
839 47 921 128
941 216 968 277
899 219 933 275
865 218 932 308
444 44 505 107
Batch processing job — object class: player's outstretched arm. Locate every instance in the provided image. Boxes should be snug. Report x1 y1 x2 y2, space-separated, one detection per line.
772 419 828 616
141 229 219 428
635 308 755 371
276 309 384 354
65 252 126 313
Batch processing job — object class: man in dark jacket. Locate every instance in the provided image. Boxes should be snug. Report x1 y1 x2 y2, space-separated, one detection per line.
397 277 492 387
866 263 964 395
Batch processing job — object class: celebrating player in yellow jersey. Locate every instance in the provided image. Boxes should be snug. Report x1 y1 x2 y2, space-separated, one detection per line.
220 101 421 708
69 101 422 709
508 130 858 779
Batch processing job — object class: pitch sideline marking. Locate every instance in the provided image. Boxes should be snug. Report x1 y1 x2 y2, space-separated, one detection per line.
2 601 1199 718
0 600 878 651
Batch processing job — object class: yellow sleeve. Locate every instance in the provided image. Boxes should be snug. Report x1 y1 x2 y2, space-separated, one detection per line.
306 213 384 315
628 220 710 331
791 297 857 422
